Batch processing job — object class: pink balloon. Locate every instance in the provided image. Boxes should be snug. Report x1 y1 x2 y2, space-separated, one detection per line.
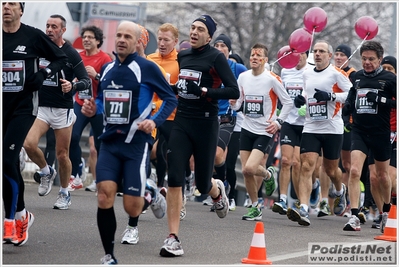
355 16 378 40
289 28 312 53
277 45 300 69
303 7 328 33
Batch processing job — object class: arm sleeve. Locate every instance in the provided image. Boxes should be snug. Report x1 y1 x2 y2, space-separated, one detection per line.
67 47 91 91
35 30 68 75
205 53 240 100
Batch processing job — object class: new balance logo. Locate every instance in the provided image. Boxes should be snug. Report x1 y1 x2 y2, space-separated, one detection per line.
13 45 27 54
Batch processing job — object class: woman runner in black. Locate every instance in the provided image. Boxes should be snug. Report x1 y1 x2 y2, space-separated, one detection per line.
160 14 239 257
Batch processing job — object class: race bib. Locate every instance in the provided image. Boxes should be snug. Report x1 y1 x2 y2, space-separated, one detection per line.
104 90 132 124
355 88 378 114
308 98 328 120
285 82 303 101
244 95 264 118
2 60 25 92
176 69 202 99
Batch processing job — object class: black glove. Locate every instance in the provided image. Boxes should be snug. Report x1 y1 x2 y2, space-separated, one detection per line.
313 89 331 102
294 95 306 108
366 91 379 103
344 122 353 133
342 103 353 116
186 80 202 96
26 69 47 91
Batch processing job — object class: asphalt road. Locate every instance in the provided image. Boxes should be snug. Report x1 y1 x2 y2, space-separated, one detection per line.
2 182 396 266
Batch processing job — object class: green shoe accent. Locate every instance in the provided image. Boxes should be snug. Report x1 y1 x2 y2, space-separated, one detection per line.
242 206 262 221
264 166 277 196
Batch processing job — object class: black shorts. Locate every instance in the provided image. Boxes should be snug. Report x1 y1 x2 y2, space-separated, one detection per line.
342 130 351 151
240 128 272 154
300 133 342 160
279 122 303 147
351 129 391 162
217 116 236 151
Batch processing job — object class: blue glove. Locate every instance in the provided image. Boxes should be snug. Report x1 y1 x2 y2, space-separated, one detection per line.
313 89 331 102
294 95 306 108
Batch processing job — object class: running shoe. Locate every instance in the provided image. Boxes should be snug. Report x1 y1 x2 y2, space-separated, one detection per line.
100 254 117 265
53 191 71 210
243 193 252 208
193 187 201 197
229 199 236 211
317 200 331 217
121 226 139 245
372 214 382 229
287 204 310 226
67 176 83 191
381 212 388 233
79 157 86 183
242 206 262 221
159 187 167 198
343 215 361 231
3 220 18 244
180 194 187 221
264 166 277 196
160 234 184 257
333 183 347 216
309 179 320 209
342 204 351 217
85 180 97 192
258 197 265 209
37 165 57 196
19 147 26 172
328 182 335 198
272 199 288 215
146 179 166 219
14 211 34 246
213 179 229 218
358 206 369 224
202 195 213 206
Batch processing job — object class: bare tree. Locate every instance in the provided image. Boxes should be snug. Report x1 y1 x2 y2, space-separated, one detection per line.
145 2 396 71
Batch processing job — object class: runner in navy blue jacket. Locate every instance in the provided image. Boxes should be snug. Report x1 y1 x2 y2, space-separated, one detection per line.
81 21 177 265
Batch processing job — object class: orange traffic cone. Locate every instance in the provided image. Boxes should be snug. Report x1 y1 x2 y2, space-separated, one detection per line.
241 222 272 265
374 204 397 242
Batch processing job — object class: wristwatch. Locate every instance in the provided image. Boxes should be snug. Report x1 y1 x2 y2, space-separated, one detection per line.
72 82 77 91
201 87 208 97
276 118 284 127
44 68 52 78
95 73 101 80
331 93 336 101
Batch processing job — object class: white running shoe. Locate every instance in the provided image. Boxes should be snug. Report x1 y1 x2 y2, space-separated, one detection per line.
38 165 57 196
121 226 139 245
213 179 229 218
85 180 97 192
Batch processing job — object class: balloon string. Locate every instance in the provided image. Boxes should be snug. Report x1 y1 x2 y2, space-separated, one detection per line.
340 33 369 69
270 51 293 72
308 28 315 53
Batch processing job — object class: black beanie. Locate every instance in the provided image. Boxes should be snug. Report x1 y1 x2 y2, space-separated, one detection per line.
214 34 232 52
382 56 397 73
193 15 217 38
20 2 25 13
335 44 351 58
